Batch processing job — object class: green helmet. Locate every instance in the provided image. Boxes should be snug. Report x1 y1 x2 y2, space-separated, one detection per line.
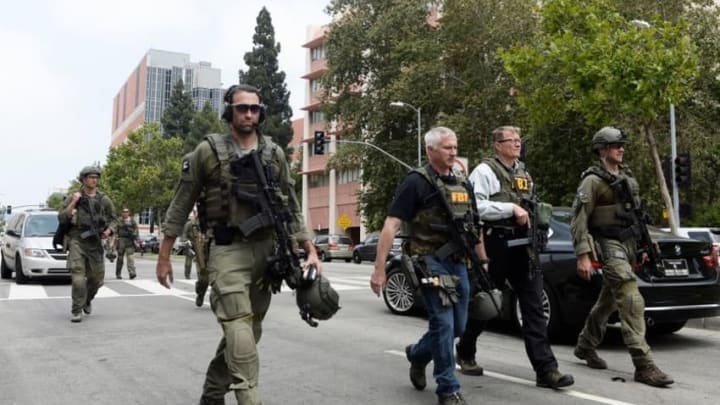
468 288 503 321
296 274 340 327
592 127 626 152
78 166 101 181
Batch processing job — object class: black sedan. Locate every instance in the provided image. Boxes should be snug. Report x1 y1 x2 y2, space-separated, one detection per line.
352 234 404 264
137 235 160 254
382 208 720 337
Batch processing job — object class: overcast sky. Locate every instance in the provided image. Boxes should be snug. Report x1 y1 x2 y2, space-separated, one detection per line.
0 0 331 210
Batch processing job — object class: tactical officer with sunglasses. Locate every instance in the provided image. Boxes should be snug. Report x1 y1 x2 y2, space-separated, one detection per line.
156 84 322 405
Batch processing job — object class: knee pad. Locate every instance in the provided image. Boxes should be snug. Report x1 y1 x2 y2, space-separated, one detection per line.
223 319 259 388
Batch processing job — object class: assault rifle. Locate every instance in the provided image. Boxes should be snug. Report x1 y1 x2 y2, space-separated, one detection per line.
610 177 664 278
505 195 551 276
244 151 308 293
78 196 104 240
421 174 502 317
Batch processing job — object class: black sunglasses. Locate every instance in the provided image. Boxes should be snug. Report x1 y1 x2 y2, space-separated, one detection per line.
231 103 262 114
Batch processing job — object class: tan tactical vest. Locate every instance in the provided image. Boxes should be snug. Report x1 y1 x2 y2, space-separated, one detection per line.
483 158 532 227
117 218 136 238
582 165 641 230
410 166 475 256
75 192 108 233
201 133 284 236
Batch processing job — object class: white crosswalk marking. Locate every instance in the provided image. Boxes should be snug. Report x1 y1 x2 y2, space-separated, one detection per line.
0 275 366 301
95 285 122 297
8 284 48 300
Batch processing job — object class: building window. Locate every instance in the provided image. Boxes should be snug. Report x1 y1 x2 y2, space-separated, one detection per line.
309 173 328 188
309 111 324 125
311 45 325 61
310 78 323 93
338 168 361 184
138 208 152 225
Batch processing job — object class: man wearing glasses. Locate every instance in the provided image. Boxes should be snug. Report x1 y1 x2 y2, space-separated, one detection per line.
115 207 139 280
458 126 574 389
570 127 673 387
156 84 322 405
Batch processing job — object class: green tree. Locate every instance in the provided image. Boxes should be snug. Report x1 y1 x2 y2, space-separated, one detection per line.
161 79 195 140
238 7 294 151
500 0 698 232
102 122 184 227
437 0 538 166
45 192 66 211
323 0 444 231
186 100 225 153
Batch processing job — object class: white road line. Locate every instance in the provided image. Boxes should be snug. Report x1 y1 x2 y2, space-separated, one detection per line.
0 277 366 301
95 285 122 297
7 284 49 300
385 350 637 405
126 279 188 296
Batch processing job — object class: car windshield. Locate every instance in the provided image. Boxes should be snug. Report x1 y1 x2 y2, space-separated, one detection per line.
552 210 573 225
24 216 58 236
688 231 720 244
334 237 352 245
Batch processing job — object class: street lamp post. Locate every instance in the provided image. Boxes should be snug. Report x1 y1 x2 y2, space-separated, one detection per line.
631 19 680 227
390 101 422 167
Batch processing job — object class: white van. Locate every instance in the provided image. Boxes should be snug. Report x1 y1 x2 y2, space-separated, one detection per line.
0 210 69 284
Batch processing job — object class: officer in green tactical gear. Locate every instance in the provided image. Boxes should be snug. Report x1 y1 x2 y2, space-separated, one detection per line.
115 207 139 279
460 126 574 389
371 127 487 405
571 127 674 387
156 84 322 405
59 166 117 323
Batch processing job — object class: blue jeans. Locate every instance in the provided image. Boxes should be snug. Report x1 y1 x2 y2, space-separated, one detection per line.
406 255 470 398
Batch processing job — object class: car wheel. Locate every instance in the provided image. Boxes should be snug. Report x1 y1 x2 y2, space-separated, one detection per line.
383 267 416 315
319 251 329 262
513 282 562 338
15 255 28 285
352 252 361 264
1 253 11 279
648 320 687 335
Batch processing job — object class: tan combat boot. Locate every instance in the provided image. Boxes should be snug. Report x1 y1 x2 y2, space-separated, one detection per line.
574 346 607 369
634 364 674 387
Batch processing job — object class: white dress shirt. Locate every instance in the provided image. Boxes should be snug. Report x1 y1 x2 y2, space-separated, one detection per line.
467 160 517 222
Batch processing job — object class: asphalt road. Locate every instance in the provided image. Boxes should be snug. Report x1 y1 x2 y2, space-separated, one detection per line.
1 257 719 405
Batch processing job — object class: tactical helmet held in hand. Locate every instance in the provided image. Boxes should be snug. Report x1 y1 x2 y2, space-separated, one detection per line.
592 127 627 153
78 166 102 181
469 289 503 321
296 273 340 327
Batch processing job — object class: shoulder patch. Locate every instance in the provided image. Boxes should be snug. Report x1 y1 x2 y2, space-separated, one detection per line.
576 189 590 203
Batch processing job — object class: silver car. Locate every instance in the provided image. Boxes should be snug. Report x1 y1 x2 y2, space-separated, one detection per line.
1 210 69 284
313 234 353 262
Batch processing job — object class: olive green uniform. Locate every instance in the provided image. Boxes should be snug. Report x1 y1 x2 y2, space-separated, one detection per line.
116 217 139 279
163 133 310 404
58 192 116 316
570 165 653 367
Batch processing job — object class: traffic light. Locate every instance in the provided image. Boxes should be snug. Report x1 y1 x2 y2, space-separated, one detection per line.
674 152 691 189
313 130 325 155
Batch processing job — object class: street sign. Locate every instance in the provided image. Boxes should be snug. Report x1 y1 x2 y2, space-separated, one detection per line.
337 213 352 230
